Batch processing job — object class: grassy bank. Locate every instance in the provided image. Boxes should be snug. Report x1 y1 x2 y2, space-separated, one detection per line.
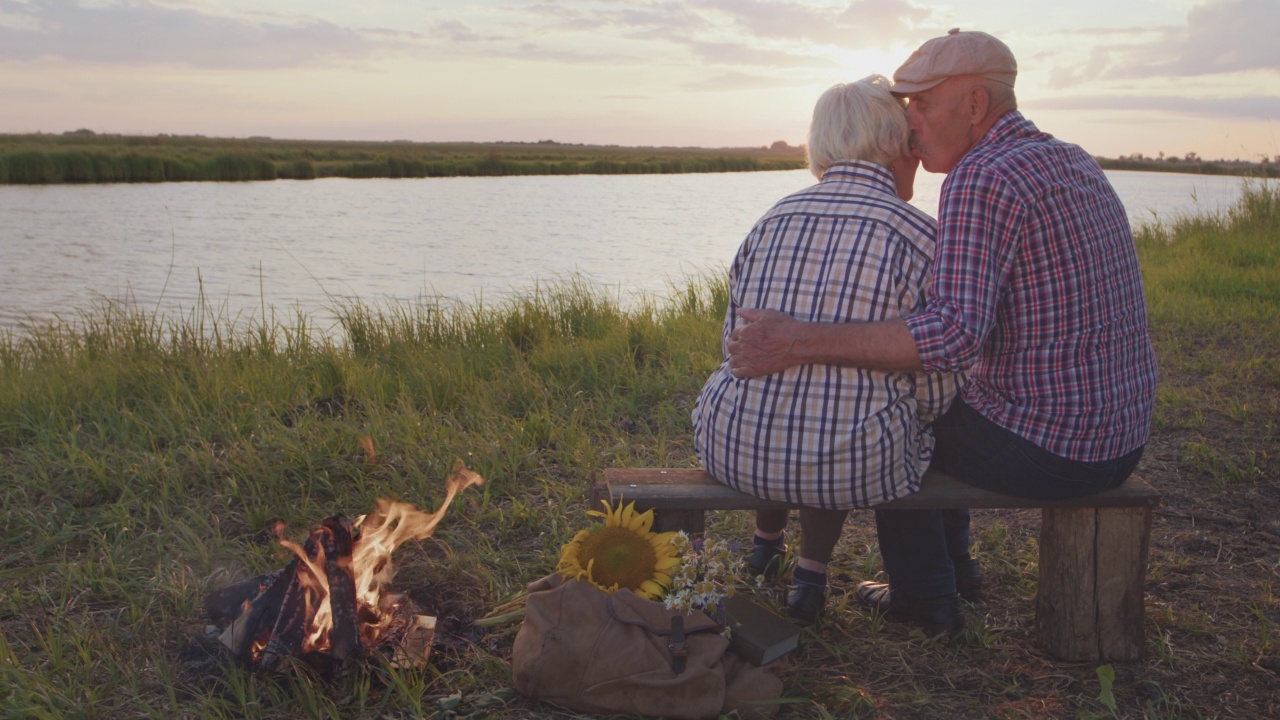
1097 156 1279 179
0 133 806 184
1 187 1278 718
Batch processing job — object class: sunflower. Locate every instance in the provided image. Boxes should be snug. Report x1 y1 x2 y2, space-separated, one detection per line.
557 499 681 601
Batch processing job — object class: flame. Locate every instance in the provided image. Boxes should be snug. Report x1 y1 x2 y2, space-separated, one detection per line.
271 462 484 657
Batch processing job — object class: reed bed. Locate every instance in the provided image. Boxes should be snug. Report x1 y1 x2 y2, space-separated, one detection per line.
0 134 805 184
1 186 1277 718
1096 156 1279 179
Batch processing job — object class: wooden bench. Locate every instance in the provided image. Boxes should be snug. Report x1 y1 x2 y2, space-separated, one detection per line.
589 467 1160 662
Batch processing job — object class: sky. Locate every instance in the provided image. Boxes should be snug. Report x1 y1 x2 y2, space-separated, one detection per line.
1 0 1277 160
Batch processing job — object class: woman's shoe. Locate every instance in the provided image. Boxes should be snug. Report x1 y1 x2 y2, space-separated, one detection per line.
746 542 787 581
784 582 825 625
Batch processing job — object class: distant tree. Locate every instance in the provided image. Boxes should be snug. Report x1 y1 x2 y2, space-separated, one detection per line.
769 140 791 151
63 128 95 136
1185 151 1199 162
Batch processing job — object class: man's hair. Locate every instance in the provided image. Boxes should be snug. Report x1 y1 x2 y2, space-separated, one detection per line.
807 75 909 178
975 76 1018 113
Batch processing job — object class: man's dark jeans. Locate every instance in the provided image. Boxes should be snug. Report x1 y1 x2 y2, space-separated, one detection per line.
874 399 1145 599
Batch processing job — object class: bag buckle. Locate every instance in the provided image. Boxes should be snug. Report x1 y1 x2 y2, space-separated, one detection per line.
667 614 688 674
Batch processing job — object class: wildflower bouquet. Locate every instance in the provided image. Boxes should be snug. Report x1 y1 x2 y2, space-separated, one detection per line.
663 532 737 635
555 501 737 633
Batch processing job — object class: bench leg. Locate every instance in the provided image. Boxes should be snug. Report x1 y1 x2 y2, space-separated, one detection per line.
653 509 705 535
1035 506 1152 661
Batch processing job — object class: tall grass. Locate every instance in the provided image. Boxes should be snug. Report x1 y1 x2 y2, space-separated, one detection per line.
1138 180 1280 323
0 277 730 717
1098 155 1280 178
0 150 280 183
0 133 806 184
1134 182 1278 487
0 186 1276 718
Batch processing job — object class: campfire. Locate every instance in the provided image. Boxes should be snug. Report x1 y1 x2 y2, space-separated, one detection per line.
204 464 484 674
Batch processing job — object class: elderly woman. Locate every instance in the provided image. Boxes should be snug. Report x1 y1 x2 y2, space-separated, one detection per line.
692 75 961 623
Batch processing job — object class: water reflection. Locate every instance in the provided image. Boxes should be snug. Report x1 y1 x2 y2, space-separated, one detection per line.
0 170 1266 332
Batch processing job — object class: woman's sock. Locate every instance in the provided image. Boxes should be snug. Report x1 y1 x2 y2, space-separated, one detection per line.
753 532 785 550
792 565 827 588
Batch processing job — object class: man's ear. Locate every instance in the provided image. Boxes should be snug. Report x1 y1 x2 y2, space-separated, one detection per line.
968 84 992 126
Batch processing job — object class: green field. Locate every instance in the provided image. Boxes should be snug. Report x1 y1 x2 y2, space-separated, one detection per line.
0 133 807 184
0 185 1277 718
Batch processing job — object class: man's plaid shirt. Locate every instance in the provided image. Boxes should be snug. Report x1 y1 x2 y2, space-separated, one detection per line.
693 161 961 509
904 112 1157 461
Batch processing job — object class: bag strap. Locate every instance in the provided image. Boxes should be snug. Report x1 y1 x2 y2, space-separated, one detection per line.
669 615 688 674
605 595 722 674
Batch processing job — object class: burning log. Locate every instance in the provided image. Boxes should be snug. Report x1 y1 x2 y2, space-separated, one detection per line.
205 464 483 674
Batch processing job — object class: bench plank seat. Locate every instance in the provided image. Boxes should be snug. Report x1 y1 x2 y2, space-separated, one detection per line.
590 467 1159 663
595 467 1159 513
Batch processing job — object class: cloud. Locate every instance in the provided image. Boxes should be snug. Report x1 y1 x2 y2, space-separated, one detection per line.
0 0 390 68
693 0 836 41
520 1 708 36
1049 0 1280 85
1158 0 1280 75
691 0 932 47
833 0 934 49
502 42 631 64
433 20 484 43
685 40 831 69
837 0 930 33
683 71 806 92
516 0 933 68
408 3 698 65
0 1 933 75
1035 93 1280 122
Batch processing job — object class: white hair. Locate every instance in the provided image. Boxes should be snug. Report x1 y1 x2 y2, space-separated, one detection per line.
806 74 909 178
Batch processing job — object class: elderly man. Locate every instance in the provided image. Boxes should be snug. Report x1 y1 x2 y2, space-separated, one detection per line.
727 29 1157 636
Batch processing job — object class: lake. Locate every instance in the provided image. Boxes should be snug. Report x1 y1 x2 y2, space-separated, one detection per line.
0 169 1267 334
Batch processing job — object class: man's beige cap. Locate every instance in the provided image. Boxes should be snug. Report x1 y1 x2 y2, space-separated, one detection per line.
891 28 1017 95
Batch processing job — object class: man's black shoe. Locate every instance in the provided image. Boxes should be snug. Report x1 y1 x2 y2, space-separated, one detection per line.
784 582 825 625
854 581 965 637
746 542 787 581
954 557 982 601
